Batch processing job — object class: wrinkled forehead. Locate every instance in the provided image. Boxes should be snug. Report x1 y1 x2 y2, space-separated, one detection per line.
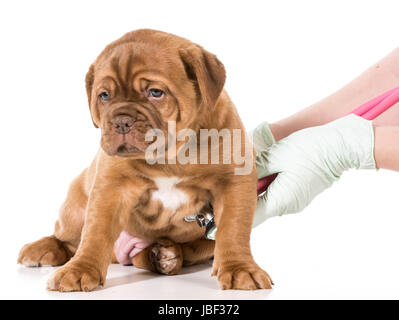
94 42 185 87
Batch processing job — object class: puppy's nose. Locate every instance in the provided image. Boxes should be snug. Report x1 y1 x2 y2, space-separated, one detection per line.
113 115 133 134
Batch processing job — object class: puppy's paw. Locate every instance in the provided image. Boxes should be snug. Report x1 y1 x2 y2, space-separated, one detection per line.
150 239 183 275
47 260 102 292
215 262 273 290
18 236 70 267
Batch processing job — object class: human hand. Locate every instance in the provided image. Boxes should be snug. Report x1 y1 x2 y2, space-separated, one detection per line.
252 114 376 226
207 114 376 239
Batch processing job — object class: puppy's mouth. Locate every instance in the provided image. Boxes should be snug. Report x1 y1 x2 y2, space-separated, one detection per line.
116 142 142 157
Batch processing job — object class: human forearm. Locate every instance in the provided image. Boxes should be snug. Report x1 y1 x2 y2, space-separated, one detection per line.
270 47 399 141
374 126 399 170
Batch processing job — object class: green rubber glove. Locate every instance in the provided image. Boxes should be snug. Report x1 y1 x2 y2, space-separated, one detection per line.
206 114 376 240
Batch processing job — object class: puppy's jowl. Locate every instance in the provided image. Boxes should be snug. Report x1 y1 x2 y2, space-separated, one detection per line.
17 29 273 291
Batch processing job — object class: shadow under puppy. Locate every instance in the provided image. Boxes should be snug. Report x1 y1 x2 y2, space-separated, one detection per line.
17 29 273 291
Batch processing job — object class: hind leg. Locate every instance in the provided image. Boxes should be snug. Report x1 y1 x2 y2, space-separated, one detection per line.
132 238 214 275
17 236 72 267
18 168 89 267
132 238 183 275
181 238 215 266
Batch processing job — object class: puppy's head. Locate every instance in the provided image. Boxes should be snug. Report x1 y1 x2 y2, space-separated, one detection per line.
85 29 226 158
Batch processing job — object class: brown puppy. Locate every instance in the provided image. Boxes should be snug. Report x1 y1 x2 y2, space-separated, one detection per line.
17 29 273 291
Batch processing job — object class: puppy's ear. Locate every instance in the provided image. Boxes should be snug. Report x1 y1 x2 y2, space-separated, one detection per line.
179 45 226 110
85 64 99 128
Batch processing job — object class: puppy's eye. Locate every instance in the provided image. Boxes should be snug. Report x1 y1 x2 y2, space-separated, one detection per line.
148 88 164 98
99 91 110 101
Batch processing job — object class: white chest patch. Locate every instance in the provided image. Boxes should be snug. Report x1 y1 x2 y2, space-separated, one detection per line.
151 177 188 211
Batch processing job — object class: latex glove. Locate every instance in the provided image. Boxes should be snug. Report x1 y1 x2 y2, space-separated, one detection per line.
253 113 376 226
247 119 276 156
206 114 376 240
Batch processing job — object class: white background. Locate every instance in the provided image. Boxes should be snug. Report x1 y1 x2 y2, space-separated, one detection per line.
1 0 399 299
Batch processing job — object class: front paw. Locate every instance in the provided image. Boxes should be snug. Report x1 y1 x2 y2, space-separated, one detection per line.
47 260 103 292
214 261 273 290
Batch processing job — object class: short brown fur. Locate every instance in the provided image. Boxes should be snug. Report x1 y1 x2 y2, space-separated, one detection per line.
18 29 273 291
